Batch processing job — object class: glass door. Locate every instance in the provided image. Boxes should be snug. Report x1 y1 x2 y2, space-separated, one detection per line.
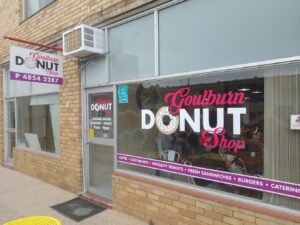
5 99 16 162
88 144 114 198
86 86 114 199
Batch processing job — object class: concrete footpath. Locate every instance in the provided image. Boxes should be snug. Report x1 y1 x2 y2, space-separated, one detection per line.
0 166 147 225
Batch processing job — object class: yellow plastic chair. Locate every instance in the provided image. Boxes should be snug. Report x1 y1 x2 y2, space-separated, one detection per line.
3 216 61 225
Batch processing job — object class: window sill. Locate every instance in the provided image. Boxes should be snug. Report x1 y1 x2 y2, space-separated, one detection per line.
14 146 60 159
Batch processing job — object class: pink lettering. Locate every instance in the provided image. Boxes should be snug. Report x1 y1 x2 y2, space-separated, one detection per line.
205 90 216 105
164 87 190 114
200 128 244 153
96 98 112 104
30 52 59 63
46 69 59 76
164 88 245 115
184 95 193 106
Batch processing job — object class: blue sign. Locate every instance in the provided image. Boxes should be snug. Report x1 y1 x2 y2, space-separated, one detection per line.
118 85 128 104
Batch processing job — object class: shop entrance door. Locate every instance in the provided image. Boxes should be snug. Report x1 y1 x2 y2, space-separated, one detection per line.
86 87 114 199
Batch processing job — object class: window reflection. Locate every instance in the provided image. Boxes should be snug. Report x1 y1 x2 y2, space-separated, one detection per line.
117 64 300 210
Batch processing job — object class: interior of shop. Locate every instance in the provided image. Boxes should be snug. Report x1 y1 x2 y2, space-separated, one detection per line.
118 75 264 199
117 64 300 211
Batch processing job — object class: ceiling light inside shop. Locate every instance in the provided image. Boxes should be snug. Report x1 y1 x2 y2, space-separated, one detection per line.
238 88 250 92
251 90 263 94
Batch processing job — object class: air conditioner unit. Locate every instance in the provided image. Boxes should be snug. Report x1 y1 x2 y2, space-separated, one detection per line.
62 24 106 57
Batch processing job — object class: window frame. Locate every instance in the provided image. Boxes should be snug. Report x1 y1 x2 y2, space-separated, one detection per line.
16 93 60 154
22 0 55 20
4 64 60 155
113 59 300 215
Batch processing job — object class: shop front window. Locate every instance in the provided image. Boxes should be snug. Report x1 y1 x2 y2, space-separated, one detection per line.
117 63 300 210
109 14 155 82
17 94 60 153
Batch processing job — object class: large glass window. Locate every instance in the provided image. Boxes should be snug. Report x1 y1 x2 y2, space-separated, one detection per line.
84 57 109 86
17 94 60 153
23 0 54 19
117 63 300 210
159 0 300 75
109 14 155 82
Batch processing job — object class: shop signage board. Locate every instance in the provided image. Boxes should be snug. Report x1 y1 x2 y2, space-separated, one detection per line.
9 46 63 85
89 93 113 139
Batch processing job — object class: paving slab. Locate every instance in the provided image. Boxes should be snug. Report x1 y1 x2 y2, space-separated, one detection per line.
0 166 147 225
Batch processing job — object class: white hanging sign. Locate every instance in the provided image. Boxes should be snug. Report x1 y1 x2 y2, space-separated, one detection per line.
9 46 63 85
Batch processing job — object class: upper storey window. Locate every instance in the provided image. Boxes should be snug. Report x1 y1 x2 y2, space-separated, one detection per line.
23 0 54 19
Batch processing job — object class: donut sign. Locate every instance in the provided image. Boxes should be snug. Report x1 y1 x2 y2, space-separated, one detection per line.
9 46 63 85
89 95 113 139
91 98 113 115
141 88 247 153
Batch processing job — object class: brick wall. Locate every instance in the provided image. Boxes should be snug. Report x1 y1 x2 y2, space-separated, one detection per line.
57 57 82 192
113 172 300 225
14 148 61 187
0 0 170 63
0 0 169 193
13 58 83 193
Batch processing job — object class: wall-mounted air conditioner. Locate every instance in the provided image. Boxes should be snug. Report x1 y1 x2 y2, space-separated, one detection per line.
62 24 106 57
